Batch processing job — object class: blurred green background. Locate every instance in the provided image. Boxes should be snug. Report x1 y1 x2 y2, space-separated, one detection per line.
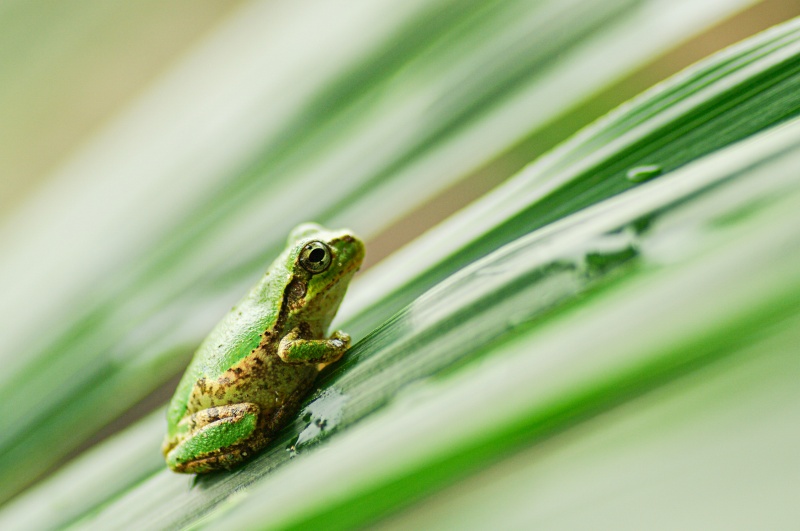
4 0 798 249
1 1 799 529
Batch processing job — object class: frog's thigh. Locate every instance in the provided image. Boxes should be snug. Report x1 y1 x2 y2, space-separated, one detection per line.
166 403 259 472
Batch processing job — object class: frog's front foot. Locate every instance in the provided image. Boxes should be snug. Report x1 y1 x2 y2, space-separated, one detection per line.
277 328 351 365
164 403 261 474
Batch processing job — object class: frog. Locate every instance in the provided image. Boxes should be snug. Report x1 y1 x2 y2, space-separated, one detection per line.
162 223 365 474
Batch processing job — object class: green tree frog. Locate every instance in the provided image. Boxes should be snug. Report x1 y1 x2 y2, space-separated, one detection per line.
162 223 365 473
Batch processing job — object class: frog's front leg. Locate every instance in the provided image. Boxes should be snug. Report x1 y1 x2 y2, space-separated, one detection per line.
164 403 260 473
277 327 350 365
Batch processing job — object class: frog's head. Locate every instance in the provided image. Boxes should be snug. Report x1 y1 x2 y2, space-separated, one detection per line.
283 222 365 331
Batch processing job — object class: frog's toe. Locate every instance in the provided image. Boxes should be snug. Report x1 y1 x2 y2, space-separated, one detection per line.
169 446 255 474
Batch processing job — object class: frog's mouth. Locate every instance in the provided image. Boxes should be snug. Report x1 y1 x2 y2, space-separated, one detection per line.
328 255 363 283
330 236 365 268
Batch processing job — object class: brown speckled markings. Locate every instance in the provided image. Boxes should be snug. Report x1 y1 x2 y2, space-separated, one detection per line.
186 344 318 432
174 274 319 472
175 378 316 474
173 357 318 473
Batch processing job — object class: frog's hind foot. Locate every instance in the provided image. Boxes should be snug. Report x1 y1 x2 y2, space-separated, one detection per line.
172 445 257 474
165 403 261 473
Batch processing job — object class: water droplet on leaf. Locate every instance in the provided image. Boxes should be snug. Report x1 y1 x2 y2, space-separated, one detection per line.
294 388 349 448
626 164 662 183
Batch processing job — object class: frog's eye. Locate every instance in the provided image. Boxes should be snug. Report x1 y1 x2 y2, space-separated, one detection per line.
299 241 332 273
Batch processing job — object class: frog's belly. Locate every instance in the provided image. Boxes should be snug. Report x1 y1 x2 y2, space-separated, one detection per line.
186 350 318 425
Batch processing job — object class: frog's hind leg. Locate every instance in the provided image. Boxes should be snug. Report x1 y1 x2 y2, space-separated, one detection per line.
165 403 261 474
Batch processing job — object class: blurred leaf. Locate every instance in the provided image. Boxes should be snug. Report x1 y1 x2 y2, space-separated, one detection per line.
376 315 800 529
0 411 165 531
4 12 800 526
340 13 800 337
0 0 752 503
73 109 800 531
206 118 800 529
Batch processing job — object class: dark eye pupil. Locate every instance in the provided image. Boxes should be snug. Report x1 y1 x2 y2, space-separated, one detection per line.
309 248 325 263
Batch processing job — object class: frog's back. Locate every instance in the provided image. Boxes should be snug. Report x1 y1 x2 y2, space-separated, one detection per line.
166 269 288 431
